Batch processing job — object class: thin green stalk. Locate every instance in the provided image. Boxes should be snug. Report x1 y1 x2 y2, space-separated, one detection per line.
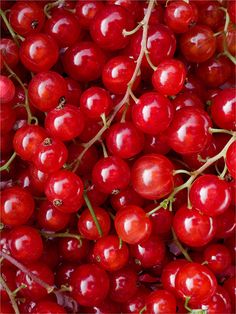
0 275 20 314
0 152 16 172
83 193 103 237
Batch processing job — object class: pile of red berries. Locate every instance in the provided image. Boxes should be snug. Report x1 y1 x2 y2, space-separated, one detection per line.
0 0 235 313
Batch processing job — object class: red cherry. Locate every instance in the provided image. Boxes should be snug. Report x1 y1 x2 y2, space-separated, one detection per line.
70 264 110 306
175 262 217 305
93 235 129 271
203 244 232 274
152 59 186 96
189 174 232 217
132 92 174 135
131 154 174 200
28 71 67 112
1 186 34 226
114 205 152 244
226 141 236 179
90 5 135 51
146 290 177 314
19 33 59 73
173 205 217 247
8 226 43 263
0 38 19 68
0 75 15 104
167 107 212 154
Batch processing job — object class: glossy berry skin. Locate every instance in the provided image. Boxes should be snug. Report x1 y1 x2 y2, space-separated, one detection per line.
44 9 81 48
33 138 68 173
180 25 216 63
198 2 225 31
0 104 16 134
0 75 15 104
152 59 186 96
146 290 177 314
45 105 85 141
28 71 67 112
45 170 84 213
167 107 212 154
172 91 204 111
164 1 198 33
121 286 149 314
16 263 54 300
37 200 70 232
29 165 49 194
132 92 174 135
70 264 110 306
106 122 144 159
63 41 106 82
226 141 236 179
1 186 34 226
175 263 217 305
211 88 236 130
102 56 140 95
131 154 174 200
109 268 138 303
115 205 152 244
92 156 130 194
78 207 111 241
13 124 47 161
189 175 232 217
59 237 89 262
110 186 144 212
80 87 112 121
8 226 43 263
9 1 45 36
145 205 173 236
161 259 188 295
90 5 134 51
130 235 165 268
19 33 59 73
203 244 232 275
216 206 236 239
31 301 66 314
93 235 129 271
0 38 19 68
173 205 217 247
75 0 104 29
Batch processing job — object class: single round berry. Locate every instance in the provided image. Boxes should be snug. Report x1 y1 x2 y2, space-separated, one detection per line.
0 75 15 104
172 91 204 111
0 38 19 68
59 237 89 262
0 104 16 134
75 0 104 29
203 244 232 274
65 77 81 106
146 290 177 314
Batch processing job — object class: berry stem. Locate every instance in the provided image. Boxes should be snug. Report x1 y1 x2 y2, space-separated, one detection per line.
209 127 234 135
83 192 103 237
0 152 16 172
174 169 192 176
123 21 143 36
44 0 65 18
172 228 192 262
0 274 20 314
41 231 83 247
0 9 24 46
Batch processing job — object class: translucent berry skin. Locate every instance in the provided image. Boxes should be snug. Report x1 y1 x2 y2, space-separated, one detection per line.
216 206 235 239
19 34 59 73
114 205 152 244
16 263 54 300
0 104 16 134
131 154 174 200
93 235 129 271
198 2 224 31
31 301 66 314
44 9 81 48
33 138 68 173
0 75 15 104
59 237 89 262
70 264 110 306
203 244 232 274
13 125 47 161
189 175 232 217
132 92 174 135
210 88 236 130
175 263 217 305
145 205 173 236
110 186 144 212
29 165 49 194
106 122 144 159
63 41 106 82
78 207 111 241
146 290 177 314
0 38 19 68
102 56 140 95
8 226 43 263
121 286 149 314
130 235 165 268
65 77 81 106
1 186 34 226
172 91 204 111
164 1 198 33
167 107 212 154
92 156 131 194
90 5 135 51
37 200 70 232
180 25 216 63
9 1 45 36
45 105 85 141
152 59 186 96
28 71 67 112
173 205 217 247
80 87 112 121
45 170 84 213
226 141 236 179
75 0 104 29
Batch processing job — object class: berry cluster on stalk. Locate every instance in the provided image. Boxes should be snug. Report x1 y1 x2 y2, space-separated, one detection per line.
0 0 235 314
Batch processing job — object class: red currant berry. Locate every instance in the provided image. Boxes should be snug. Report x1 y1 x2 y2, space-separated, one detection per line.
203 244 232 274
121 286 150 314
110 186 144 211
144 133 170 155
172 91 204 111
59 237 89 262
226 141 236 179
145 204 173 236
64 77 81 106
198 1 225 30
0 75 15 104
215 206 235 239
146 290 177 314
0 104 16 134
0 38 19 68
75 0 104 29
29 165 49 194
